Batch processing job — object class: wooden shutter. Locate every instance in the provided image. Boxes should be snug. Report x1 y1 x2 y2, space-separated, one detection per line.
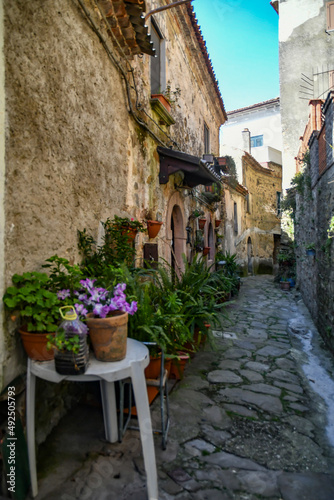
327 2 334 31
144 243 158 269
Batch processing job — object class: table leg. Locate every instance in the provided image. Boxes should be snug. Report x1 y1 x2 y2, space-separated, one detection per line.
130 363 158 500
100 380 118 443
26 359 38 497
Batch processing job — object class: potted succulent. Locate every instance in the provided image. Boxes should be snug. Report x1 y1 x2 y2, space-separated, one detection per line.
107 215 146 241
71 279 138 362
3 272 62 360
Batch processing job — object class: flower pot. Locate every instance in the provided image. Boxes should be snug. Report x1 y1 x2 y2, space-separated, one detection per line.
169 352 190 380
306 249 315 256
151 94 171 113
215 219 222 228
145 355 162 379
121 227 137 242
147 220 163 239
54 334 89 375
86 311 128 362
202 247 210 256
280 281 290 291
198 218 206 230
19 327 54 361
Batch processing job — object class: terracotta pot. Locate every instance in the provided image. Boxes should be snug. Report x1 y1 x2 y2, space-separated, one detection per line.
147 220 163 239
86 311 128 362
145 355 162 379
215 219 222 228
151 94 171 113
121 227 137 242
280 281 290 291
198 218 206 230
19 327 54 361
202 247 210 256
169 352 190 380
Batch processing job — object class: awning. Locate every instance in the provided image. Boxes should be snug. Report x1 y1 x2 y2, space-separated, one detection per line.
157 147 221 188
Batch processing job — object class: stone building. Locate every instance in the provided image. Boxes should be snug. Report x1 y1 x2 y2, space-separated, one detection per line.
220 97 282 181
272 0 334 189
220 101 283 275
0 0 227 390
293 91 334 353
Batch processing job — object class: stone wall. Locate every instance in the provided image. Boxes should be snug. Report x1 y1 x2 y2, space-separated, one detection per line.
1 0 226 388
295 92 334 353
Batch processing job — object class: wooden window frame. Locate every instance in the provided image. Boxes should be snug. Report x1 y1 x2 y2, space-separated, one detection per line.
327 1 334 31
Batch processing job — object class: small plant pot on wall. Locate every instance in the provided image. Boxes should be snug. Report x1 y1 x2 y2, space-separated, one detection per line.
215 220 222 228
198 218 206 230
306 249 316 256
151 94 171 113
147 220 163 239
202 247 210 257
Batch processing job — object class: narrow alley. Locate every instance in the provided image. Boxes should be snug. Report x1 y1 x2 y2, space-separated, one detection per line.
33 275 334 500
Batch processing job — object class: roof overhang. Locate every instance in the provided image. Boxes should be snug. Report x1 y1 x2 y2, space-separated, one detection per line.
157 147 221 188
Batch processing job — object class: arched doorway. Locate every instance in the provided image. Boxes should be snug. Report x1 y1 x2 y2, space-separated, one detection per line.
171 204 184 277
247 237 253 275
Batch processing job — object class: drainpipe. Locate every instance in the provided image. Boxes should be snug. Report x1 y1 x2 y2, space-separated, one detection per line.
145 0 193 22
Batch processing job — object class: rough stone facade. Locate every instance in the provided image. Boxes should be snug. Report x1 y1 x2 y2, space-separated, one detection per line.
0 0 226 389
276 0 334 189
294 92 334 353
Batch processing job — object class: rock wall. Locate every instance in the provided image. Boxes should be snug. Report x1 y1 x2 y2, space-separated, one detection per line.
295 93 334 352
1 0 226 388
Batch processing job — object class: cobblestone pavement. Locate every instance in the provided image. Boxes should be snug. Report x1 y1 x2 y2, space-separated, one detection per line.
34 275 334 500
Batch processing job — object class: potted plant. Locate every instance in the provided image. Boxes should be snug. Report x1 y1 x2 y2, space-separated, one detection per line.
72 279 138 362
198 218 207 230
107 215 145 241
306 243 316 256
147 220 163 239
46 306 89 375
3 272 62 360
215 219 222 228
279 277 290 291
202 247 210 257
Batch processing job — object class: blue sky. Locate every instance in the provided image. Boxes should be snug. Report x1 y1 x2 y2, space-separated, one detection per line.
192 0 279 112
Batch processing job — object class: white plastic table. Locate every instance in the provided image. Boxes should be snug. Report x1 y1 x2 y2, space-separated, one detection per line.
26 338 158 500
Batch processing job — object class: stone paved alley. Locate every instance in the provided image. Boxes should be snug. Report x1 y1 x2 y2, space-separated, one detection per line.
33 275 334 500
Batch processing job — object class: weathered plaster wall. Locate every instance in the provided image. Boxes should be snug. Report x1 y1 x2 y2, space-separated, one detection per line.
278 0 334 189
241 157 282 274
295 93 334 353
223 187 246 267
2 0 226 389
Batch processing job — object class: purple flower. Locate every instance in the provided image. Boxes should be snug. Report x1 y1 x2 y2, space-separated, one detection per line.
93 303 110 318
57 289 71 300
80 278 97 291
114 283 126 296
126 301 138 315
75 303 88 317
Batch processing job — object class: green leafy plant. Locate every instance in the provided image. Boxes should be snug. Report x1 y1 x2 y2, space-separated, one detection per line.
328 215 334 239
46 329 80 354
306 243 315 251
3 272 61 332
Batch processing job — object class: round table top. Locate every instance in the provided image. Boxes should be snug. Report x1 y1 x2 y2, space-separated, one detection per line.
28 338 150 383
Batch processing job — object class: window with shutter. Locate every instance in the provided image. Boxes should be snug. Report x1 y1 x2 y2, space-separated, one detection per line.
327 2 334 31
329 70 334 90
151 22 162 94
204 123 210 154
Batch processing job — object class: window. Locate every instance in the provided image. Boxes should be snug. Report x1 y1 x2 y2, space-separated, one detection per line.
329 70 334 90
250 135 263 148
234 202 238 234
150 20 165 94
276 192 281 217
246 193 251 214
327 1 334 31
204 123 210 154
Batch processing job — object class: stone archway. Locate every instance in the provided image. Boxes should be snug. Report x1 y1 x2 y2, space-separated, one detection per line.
165 192 186 275
170 204 184 277
247 237 253 275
